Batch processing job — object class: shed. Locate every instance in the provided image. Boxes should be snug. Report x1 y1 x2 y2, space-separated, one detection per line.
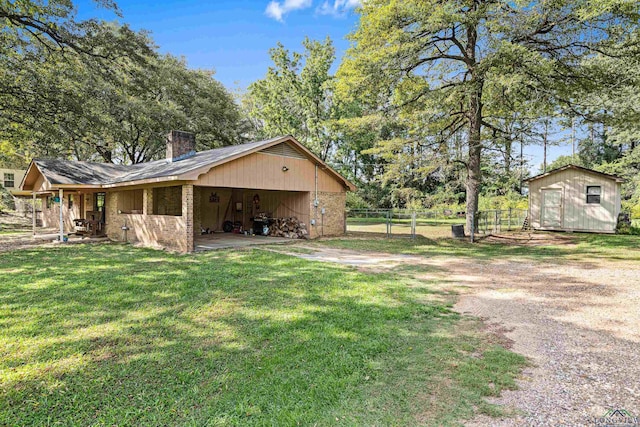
20 133 355 252
525 165 623 233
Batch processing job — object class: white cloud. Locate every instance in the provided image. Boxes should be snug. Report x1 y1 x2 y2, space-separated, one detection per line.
265 0 313 21
317 0 361 17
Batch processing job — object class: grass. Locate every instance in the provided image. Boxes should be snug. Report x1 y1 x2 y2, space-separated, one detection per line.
0 244 525 426
0 230 29 235
317 232 640 263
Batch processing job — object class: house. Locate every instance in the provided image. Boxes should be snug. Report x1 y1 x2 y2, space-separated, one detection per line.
20 132 355 252
525 164 623 233
0 167 29 196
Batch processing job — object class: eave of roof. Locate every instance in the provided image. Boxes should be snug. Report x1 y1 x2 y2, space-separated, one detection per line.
524 164 624 183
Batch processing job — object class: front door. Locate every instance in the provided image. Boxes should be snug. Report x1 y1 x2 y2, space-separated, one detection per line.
541 189 562 228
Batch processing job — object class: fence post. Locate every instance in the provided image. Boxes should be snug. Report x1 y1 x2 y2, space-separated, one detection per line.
508 208 512 231
494 210 499 233
386 210 391 238
411 211 416 239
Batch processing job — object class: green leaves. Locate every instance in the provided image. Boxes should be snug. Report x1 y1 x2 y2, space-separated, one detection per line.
336 0 640 212
245 37 336 160
0 1 245 164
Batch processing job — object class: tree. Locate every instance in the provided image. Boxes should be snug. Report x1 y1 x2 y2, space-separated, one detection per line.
0 0 147 60
337 0 640 232
1 2 245 165
245 37 336 160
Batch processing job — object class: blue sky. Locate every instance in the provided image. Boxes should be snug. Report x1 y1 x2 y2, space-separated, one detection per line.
75 0 572 170
76 0 359 91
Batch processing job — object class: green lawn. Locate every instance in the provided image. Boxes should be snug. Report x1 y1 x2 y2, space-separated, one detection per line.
0 244 525 426
318 233 640 263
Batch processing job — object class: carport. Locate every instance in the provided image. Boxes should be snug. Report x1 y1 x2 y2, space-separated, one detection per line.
21 133 355 253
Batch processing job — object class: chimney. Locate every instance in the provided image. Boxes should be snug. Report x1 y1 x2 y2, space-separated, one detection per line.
166 130 196 162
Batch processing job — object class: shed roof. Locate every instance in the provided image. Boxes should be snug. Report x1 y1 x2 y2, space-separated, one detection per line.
524 164 624 183
21 136 356 191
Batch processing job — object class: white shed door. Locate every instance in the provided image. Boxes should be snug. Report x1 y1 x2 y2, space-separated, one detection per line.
541 189 562 228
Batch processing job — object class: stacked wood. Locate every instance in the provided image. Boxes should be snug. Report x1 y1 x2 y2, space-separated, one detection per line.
268 217 308 239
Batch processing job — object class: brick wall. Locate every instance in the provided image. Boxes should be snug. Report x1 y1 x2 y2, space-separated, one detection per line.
105 189 190 253
40 194 81 231
166 130 195 162
309 191 346 238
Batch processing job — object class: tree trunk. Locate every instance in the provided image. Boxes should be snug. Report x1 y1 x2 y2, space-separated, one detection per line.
466 79 484 234
505 137 512 174
465 18 483 235
543 120 548 173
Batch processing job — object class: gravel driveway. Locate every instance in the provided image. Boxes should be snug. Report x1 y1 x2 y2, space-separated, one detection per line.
276 245 640 426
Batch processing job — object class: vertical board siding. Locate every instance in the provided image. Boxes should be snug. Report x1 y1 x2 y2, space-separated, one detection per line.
195 187 311 232
194 152 345 193
529 168 619 232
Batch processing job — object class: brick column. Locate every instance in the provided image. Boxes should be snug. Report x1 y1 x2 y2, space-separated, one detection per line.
182 184 194 253
143 188 151 215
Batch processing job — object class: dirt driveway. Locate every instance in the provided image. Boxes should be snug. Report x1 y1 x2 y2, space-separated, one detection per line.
271 243 640 426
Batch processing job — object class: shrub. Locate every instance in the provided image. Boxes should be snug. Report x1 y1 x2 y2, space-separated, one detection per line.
0 185 15 213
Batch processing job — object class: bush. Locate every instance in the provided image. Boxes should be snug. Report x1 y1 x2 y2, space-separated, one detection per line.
346 192 371 210
616 223 640 235
479 192 528 211
0 185 15 213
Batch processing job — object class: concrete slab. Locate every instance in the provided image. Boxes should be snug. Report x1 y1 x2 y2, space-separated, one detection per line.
194 233 295 251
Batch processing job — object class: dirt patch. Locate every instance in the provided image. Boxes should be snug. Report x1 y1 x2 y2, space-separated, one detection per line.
268 243 640 425
0 211 33 233
479 232 578 246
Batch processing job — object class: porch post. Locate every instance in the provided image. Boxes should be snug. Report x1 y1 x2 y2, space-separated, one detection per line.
182 184 194 253
32 192 36 235
59 188 64 242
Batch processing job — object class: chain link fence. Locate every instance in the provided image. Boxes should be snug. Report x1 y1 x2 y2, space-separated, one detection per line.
346 208 528 239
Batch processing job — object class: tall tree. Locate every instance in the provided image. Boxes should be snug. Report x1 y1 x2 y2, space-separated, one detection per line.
245 37 336 160
337 0 640 231
1 2 245 165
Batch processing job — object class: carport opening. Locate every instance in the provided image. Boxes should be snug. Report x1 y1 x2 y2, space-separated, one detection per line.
195 187 310 239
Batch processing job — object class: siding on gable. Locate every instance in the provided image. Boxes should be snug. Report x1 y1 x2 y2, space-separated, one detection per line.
193 152 345 193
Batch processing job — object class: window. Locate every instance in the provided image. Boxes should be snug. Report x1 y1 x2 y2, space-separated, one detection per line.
68 194 74 209
3 173 14 188
94 192 106 223
586 186 601 204
94 192 106 212
152 186 182 216
117 189 143 214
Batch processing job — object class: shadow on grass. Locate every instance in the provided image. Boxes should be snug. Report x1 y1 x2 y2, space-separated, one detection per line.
0 243 525 426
